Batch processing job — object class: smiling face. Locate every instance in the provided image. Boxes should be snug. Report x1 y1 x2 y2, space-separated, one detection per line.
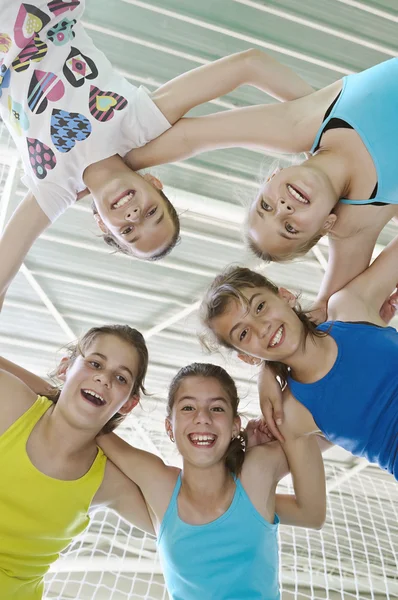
59 334 140 433
166 376 240 469
210 286 305 363
248 164 338 258
84 156 177 259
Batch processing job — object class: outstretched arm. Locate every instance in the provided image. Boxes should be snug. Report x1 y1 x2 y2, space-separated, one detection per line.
151 48 314 125
0 192 50 306
328 232 398 324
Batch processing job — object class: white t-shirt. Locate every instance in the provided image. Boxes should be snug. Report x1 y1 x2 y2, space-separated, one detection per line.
0 0 171 222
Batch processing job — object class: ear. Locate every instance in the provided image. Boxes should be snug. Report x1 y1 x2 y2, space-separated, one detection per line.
118 394 139 416
143 173 163 191
93 211 108 234
56 356 70 381
322 213 337 232
278 287 296 307
232 416 241 439
164 417 174 441
237 353 262 366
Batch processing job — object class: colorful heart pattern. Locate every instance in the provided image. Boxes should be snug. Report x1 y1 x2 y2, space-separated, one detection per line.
46 18 76 46
47 0 81 16
63 46 98 87
28 69 65 114
14 4 50 49
51 108 91 152
0 33 12 55
89 85 128 122
8 96 30 136
27 137 56 179
13 34 48 73
0 67 11 97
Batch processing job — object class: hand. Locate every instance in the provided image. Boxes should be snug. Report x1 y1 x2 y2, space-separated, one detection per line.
258 364 285 443
379 286 398 324
308 301 327 324
76 187 90 201
245 417 276 449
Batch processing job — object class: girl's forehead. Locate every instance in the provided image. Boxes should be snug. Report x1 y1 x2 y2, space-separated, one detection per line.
175 376 230 400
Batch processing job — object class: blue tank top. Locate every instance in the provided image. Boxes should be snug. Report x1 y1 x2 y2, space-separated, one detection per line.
157 473 280 600
310 58 398 205
287 321 398 479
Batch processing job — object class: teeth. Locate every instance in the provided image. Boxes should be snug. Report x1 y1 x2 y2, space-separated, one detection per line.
270 326 283 347
113 192 134 209
287 184 308 204
190 434 216 444
83 389 105 404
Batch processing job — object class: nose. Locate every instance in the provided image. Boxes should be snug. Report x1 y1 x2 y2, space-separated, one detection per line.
276 197 293 216
93 371 111 388
257 320 271 340
125 206 141 222
195 408 212 425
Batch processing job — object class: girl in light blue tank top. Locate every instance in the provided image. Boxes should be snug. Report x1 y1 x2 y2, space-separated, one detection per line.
201 231 398 481
99 362 326 600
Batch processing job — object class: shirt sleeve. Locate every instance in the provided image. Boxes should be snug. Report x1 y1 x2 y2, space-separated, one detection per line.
125 86 171 148
21 173 76 223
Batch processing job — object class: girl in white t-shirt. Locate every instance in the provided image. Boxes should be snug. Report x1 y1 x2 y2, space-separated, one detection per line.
0 0 314 305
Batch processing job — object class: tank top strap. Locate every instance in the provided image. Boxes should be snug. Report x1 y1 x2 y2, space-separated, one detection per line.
0 395 53 447
158 471 181 542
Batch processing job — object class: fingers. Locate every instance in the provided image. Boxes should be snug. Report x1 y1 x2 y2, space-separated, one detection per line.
261 398 285 443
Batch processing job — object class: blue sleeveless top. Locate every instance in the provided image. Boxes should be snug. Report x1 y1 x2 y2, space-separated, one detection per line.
310 57 398 205
287 321 398 479
157 474 280 600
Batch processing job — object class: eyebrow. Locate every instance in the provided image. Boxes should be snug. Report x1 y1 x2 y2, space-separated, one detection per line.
177 396 229 405
91 352 134 379
127 211 165 245
228 292 262 340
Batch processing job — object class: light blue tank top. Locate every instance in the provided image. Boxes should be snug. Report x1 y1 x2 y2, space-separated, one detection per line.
287 321 398 479
157 474 280 600
310 58 398 205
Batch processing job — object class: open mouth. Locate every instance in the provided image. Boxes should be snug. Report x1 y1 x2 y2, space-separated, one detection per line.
268 325 285 348
287 184 309 204
81 389 106 407
111 190 136 210
188 433 217 447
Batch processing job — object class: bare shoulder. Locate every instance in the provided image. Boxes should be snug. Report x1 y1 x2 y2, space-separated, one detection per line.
327 288 376 323
281 386 318 436
0 370 37 435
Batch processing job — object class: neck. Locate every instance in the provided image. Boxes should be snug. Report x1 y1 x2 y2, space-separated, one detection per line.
83 154 121 191
40 403 98 459
307 150 350 204
283 331 337 383
180 460 233 500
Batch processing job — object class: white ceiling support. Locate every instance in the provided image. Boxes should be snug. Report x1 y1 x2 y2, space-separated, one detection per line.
311 244 328 271
326 458 369 493
20 264 76 341
122 0 353 75
27 269 190 307
172 160 260 187
232 0 397 57
81 21 209 65
334 0 398 22
0 334 59 353
144 300 200 339
0 156 19 232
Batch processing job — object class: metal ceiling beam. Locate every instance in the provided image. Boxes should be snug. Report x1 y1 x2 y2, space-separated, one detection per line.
232 0 397 57
334 0 398 22
122 0 353 75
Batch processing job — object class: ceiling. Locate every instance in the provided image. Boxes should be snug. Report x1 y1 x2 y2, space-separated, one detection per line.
0 0 397 598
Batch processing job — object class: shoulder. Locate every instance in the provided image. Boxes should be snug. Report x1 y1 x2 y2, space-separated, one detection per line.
327 288 370 322
0 370 37 434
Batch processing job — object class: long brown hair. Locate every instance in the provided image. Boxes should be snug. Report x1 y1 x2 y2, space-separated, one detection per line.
50 324 148 434
200 266 327 387
167 363 247 476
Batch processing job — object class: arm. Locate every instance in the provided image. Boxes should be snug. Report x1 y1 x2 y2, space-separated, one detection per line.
0 356 55 396
328 233 398 323
92 460 155 535
0 192 50 304
151 48 314 125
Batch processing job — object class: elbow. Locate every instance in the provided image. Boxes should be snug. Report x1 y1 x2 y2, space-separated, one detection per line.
308 509 326 530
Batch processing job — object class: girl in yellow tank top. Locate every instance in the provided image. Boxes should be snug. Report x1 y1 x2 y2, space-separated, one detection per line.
0 324 153 599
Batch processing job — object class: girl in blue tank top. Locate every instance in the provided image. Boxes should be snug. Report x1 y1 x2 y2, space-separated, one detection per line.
129 56 398 323
201 233 398 481
99 362 327 600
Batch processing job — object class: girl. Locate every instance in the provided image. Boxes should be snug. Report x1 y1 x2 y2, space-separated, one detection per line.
126 54 398 318
199 233 398 480
98 361 326 600
0 0 314 302
0 323 156 599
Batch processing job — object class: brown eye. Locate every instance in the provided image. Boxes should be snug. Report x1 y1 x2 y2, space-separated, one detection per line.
285 223 298 234
261 199 272 212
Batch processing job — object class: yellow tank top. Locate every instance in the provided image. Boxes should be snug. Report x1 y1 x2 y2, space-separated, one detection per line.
0 396 107 599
